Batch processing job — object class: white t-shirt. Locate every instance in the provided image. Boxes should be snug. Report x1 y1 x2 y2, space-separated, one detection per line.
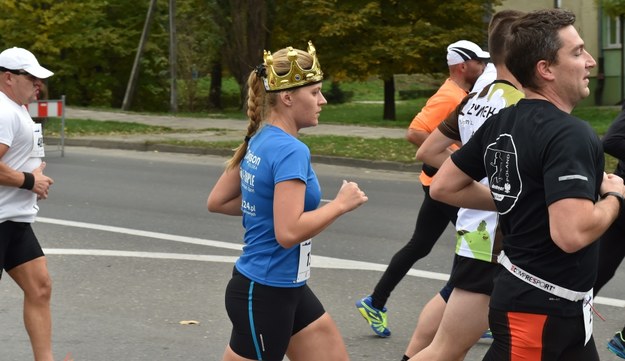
440 81 524 262
0 92 43 223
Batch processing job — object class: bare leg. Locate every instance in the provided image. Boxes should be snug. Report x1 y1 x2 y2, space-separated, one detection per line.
287 312 349 361
410 288 489 361
221 313 348 361
8 256 54 361
404 293 446 357
221 344 258 361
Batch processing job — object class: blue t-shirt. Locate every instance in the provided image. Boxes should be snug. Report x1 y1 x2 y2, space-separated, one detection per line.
235 125 321 287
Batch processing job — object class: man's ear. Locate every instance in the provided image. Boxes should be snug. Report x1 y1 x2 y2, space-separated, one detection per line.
0 71 11 85
536 59 555 81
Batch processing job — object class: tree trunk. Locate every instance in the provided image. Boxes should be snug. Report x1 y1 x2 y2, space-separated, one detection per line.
169 0 178 113
218 0 267 108
208 61 222 110
383 77 396 120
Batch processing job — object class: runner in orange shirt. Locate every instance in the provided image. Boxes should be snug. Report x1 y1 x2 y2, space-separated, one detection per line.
356 40 488 339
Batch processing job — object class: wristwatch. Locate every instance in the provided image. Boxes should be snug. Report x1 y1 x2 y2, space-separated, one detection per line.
601 191 624 208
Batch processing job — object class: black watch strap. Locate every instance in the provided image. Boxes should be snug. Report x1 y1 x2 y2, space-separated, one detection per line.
601 191 624 208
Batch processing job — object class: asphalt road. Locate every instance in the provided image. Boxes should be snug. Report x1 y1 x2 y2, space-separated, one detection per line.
0 147 624 360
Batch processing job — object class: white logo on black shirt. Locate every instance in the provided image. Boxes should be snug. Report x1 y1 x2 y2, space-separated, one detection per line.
486 134 521 214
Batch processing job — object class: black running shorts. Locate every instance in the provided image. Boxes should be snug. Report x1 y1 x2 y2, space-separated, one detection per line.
447 254 499 295
0 221 45 278
225 267 325 361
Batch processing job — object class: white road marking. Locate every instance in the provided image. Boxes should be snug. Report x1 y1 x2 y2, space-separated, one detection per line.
37 216 243 250
36 217 625 308
43 248 240 263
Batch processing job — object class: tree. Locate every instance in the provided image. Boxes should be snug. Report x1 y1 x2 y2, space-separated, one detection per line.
0 0 126 105
210 0 274 107
0 0 498 114
601 0 625 15
0 0 179 111
176 0 221 111
272 0 499 120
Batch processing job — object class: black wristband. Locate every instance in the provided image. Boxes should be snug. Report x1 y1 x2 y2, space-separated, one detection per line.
20 172 34 190
601 191 624 208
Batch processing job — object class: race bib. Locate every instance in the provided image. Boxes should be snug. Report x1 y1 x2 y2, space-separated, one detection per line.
583 289 594 345
296 239 312 283
30 123 45 158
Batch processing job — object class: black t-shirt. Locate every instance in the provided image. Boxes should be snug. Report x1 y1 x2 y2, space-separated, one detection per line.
451 99 604 316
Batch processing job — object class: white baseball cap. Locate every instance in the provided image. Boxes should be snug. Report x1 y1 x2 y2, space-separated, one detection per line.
0 47 53 79
446 40 490 66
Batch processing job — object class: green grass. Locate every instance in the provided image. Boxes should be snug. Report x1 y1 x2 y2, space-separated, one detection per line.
339 80 386 101
41 118 174 136
572 106 621 134
203 98 428 126
571 106 621 171
162 135 417 163
319 99 425 127
301 135 415 163
41 103 623 166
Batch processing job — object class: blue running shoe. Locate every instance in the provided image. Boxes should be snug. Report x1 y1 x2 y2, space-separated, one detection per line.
481 329 493 339
355 296 391 337
608 331 625 359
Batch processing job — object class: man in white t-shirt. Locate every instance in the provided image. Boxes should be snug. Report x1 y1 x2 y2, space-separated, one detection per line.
0 47 55 361
400 10 525 361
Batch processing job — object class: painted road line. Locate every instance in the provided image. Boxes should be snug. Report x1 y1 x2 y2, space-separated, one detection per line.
37 217 625 308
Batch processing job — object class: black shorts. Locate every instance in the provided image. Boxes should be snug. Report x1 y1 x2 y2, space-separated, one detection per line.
0 221 44 278
447 254 499 295
225 267 325 361
439 282 453 302
484 308 599 361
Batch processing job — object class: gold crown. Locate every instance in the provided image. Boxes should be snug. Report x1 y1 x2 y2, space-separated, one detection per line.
261 41 323 92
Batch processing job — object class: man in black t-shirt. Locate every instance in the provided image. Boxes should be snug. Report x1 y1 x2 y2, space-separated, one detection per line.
430 9 625 361
597 105 625 358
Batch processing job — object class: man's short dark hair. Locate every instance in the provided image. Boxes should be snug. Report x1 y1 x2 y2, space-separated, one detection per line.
505 8 576 91
488 10 525 66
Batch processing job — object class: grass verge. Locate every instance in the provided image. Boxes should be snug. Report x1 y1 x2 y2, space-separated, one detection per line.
161 135 417 164
41 104 622 169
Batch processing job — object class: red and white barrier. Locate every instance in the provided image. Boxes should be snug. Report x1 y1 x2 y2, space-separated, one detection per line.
27 96 66 157
28 100 64 118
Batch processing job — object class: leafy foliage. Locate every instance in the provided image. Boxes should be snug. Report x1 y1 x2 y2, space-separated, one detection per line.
272 0 500 81
0 0 220 111
210 0 272 104
270 0 499 119
0 0 498 113
600 0 625 16
176 0 222 111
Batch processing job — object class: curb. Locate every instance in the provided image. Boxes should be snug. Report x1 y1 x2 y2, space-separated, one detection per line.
46 137 422 173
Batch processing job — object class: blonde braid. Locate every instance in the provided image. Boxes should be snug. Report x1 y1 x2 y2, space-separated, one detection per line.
226 71 266 170
225 45 313 169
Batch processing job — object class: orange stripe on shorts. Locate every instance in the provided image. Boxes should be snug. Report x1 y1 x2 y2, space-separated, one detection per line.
508 312 548 361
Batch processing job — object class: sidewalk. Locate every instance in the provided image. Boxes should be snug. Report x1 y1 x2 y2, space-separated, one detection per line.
64 107 407 138
51 107 418 172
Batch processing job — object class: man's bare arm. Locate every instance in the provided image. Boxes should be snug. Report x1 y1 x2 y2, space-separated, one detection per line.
429 157 496 211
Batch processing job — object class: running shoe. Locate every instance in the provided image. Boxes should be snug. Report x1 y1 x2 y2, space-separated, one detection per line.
608 331 625 359
355 295 391 337
481 328 493 339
